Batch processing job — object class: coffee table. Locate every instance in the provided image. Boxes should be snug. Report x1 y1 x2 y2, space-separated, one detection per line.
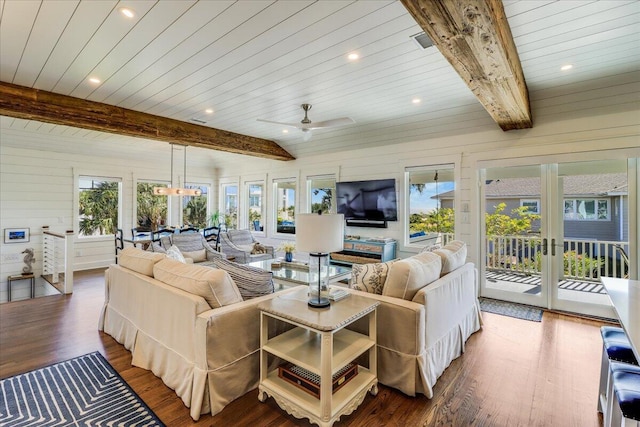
248 259 351 289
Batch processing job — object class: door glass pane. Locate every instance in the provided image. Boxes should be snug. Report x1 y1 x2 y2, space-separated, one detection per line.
556 161 628 309
482 166 543 303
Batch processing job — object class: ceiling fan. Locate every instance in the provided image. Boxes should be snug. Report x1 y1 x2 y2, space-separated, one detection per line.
257 104 355 141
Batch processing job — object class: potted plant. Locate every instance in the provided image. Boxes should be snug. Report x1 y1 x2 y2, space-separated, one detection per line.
279 242 296 262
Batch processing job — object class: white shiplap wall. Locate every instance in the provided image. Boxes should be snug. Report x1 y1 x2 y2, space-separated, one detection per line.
0 137 217 302
1 79 639 301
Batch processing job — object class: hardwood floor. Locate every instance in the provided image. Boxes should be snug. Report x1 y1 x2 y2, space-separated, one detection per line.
0 268 607 426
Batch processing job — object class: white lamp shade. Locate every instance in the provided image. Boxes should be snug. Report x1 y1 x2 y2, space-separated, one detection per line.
296 213 344 254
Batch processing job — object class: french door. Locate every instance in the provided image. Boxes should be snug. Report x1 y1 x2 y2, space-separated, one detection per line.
480 158 635 318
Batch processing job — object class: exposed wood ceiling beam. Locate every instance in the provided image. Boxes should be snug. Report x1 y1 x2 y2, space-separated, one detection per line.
0 82 295 161
401 0 532 130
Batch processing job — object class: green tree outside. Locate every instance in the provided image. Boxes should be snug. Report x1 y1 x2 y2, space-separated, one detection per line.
79 181 119 236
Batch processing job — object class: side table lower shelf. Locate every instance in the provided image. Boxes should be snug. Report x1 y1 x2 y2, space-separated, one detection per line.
258 367 377 426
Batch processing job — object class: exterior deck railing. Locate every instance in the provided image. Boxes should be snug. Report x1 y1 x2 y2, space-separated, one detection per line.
486 235 628 282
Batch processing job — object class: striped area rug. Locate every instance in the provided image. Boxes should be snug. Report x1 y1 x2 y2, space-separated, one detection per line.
0 352 164 426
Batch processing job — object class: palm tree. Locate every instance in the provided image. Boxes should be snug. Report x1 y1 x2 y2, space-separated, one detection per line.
136 183 167 230
184 196 207 228
79 181 119 236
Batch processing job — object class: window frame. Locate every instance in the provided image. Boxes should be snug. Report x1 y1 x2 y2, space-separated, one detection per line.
220 181 239 230
76 173 123 240
244 179 266 235
520 199 540 214
306 174 336 215
182 182 210 229
563 198 610 221
273 177 297 236
403 162 458 251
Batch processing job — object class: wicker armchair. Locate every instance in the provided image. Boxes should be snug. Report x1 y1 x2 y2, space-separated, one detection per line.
150 233 224 265
218 229 274 264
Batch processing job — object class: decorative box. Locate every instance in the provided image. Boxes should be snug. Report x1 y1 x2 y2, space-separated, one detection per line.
277 362 358 399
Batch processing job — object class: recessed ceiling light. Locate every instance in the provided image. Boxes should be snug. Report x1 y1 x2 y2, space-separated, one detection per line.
119 7 135 18
348 53 359 61
282 129 289 134
89 77 101 84
561 64 573 71
205 108 214 114
412 98 421 104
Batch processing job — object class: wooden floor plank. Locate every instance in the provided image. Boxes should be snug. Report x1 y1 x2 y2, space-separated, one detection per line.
0 268 607 426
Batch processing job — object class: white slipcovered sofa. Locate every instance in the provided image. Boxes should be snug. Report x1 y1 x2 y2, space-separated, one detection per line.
346 240 482 398
98 247 294 420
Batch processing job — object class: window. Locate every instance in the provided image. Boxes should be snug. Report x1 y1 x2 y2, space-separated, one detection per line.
183 184 209 228
136 181 168 230
520 199 540 214
247 182 265 232
78 176 121 238
274 179 296 234
406 165 455 245
308 176 336 214
222 184 238 230
564 199 610 220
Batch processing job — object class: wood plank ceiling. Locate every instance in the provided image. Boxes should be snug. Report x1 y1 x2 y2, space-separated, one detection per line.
0 0 638 165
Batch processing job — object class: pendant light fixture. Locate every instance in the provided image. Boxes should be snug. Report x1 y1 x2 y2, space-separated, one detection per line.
153 144 202 196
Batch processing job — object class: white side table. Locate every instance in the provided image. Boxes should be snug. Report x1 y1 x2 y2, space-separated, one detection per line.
258 287 378 427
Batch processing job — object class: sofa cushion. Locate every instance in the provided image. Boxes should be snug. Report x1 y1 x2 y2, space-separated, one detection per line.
433 240 467 275
167 245 186 263
118 247 166 277
382 252 442 300
153 258 242 309
350 260 396 294
183 248 207 263
212 257 274 300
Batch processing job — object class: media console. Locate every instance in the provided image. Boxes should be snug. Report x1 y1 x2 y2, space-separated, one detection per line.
330 238 397 266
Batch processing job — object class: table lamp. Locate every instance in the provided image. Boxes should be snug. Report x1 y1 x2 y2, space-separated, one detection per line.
296 212 344 308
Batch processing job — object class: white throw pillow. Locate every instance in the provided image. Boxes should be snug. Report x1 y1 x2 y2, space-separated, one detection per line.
382 252 442 300
350 260 396 294
182 248 206 263
166 245 186 263
433 240 467 275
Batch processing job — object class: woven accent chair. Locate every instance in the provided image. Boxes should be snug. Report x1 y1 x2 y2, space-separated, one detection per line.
151 233 224 265
219 229 274 264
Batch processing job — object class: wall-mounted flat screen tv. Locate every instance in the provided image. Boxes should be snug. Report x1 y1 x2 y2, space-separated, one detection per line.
336 178 397 221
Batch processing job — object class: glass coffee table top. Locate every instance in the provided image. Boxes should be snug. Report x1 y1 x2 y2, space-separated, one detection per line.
248 259 351 286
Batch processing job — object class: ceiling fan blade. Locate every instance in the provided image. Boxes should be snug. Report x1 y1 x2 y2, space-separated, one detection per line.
303 129 313 141
301 117 355 130
256 118 302 128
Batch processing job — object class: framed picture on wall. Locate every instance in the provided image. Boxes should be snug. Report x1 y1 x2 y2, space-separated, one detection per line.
4 228 30 243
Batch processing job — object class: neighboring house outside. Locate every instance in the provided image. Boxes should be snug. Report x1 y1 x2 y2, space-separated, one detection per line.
439 173 628 244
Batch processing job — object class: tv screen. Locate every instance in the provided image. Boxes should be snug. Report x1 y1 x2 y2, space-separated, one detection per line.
336 179 397 221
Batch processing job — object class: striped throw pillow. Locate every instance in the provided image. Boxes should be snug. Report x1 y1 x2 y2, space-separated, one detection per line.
212 257 274 300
